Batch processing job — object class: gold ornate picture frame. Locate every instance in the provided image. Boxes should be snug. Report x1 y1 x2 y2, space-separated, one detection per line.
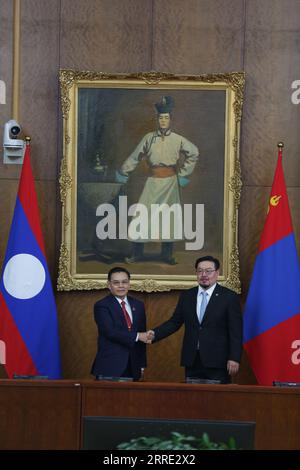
58 71 244 292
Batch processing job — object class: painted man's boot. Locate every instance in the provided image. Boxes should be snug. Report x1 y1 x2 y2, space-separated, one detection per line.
125 243 144 264
161 242 177 265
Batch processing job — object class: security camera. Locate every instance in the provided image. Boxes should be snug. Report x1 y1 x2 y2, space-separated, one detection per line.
3 119 25 164
3 120 23 147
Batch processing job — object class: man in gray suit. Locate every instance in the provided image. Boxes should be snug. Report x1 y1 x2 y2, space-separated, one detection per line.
148 256 243 383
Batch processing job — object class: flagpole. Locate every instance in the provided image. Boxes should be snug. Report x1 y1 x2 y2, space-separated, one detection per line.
25 136 31 146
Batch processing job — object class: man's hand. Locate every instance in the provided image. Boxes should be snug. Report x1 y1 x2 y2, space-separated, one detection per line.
115 170 129 184
227 360 239 376
178 176 190 187
147 330 155 341
138 332 153 344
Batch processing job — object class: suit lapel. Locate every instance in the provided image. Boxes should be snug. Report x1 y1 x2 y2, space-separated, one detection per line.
189 287 198 322
110 294 128 327
203 283 222 321
127 296 138 327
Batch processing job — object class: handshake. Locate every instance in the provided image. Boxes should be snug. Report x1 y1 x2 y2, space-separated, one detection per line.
138 330 155 344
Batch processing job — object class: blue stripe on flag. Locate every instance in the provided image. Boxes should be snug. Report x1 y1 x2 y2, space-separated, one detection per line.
243 233 300 343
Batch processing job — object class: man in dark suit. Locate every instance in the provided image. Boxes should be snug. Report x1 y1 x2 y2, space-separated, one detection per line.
91 267 149 380
148 256 243 383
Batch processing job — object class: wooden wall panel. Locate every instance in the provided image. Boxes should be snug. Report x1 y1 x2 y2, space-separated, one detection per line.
242 0 300 188
239 185 270 294
35 180 58 275
60 0 153 71
19 0 60 181
152 0 245 73
58 290 106 379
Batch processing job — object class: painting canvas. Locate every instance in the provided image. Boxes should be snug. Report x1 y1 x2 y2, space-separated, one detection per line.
58 71 244 292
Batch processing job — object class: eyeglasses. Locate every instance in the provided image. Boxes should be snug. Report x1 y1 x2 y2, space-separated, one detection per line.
196 269 216 275
110 280 129 286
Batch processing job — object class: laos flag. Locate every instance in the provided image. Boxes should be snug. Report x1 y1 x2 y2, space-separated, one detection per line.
243 145 300 385
0 143 61 378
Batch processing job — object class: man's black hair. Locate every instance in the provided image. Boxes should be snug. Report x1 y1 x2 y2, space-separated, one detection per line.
194 256 220 271
108 266 131 281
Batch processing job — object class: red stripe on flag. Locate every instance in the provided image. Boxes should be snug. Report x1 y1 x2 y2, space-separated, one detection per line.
258 149 293 253
244 313 300 385
0 292 38 378
17 144 45 256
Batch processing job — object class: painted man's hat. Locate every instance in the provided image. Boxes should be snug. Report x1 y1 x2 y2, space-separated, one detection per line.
155 96 174 114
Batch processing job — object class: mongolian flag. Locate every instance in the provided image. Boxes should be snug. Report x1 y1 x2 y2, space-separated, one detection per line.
243 144 300 385
0 142 61 378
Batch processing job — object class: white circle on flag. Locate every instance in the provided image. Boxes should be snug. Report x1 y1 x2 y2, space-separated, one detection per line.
3 254 46 299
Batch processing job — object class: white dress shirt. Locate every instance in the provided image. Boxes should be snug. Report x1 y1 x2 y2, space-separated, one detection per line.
115 296 133 322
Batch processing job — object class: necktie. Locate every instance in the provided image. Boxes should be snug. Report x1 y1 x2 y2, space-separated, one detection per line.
198 291 208 323
121 300 132 330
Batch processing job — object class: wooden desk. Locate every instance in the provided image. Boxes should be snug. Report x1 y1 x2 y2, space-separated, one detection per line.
82 381 300 450
0 379 81 449
1 379 300 449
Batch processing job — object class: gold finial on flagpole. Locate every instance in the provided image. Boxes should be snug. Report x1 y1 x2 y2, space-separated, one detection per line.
277 141 284 149
25 136 31 146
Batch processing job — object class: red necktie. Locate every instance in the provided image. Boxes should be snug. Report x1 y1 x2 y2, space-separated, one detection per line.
121 300 132 330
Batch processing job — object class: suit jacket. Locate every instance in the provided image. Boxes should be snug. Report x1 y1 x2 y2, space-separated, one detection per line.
154 284 243 369
91 294 147 379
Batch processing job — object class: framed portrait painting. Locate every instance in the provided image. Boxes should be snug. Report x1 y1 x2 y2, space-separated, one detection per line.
58 71 244 292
